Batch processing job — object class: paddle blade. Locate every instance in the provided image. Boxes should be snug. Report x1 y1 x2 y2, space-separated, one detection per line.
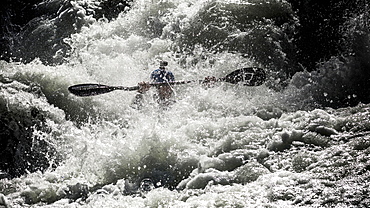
68 84 116 97
224 67 266 86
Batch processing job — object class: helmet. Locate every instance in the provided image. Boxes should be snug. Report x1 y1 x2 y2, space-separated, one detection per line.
160 61 168 67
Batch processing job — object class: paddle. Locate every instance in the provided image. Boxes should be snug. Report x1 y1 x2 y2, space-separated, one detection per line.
68 67 266 97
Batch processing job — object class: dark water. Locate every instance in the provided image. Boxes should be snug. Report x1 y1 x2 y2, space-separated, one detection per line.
0 0 369 207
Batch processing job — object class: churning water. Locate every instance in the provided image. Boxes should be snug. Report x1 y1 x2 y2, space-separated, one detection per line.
0 0 369 207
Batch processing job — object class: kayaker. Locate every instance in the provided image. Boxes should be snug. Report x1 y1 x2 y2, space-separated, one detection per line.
132 61 175 109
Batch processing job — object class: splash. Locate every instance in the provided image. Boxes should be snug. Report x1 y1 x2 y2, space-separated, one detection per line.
0 0 369 207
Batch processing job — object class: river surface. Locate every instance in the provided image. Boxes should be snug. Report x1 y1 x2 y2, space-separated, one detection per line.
0 0 369 207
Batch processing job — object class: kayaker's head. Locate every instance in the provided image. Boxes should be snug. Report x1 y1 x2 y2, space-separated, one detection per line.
159 61 168 70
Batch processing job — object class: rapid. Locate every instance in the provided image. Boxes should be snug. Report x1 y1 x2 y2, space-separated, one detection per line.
0 0 369 207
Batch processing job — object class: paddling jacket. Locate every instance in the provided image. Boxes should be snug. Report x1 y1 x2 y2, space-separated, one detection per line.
150 68 175 83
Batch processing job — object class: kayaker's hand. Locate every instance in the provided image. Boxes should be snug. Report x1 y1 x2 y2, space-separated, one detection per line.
203 76 217 88
138 82 150 93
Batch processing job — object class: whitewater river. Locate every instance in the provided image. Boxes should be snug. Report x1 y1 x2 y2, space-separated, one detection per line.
1 0 369 207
